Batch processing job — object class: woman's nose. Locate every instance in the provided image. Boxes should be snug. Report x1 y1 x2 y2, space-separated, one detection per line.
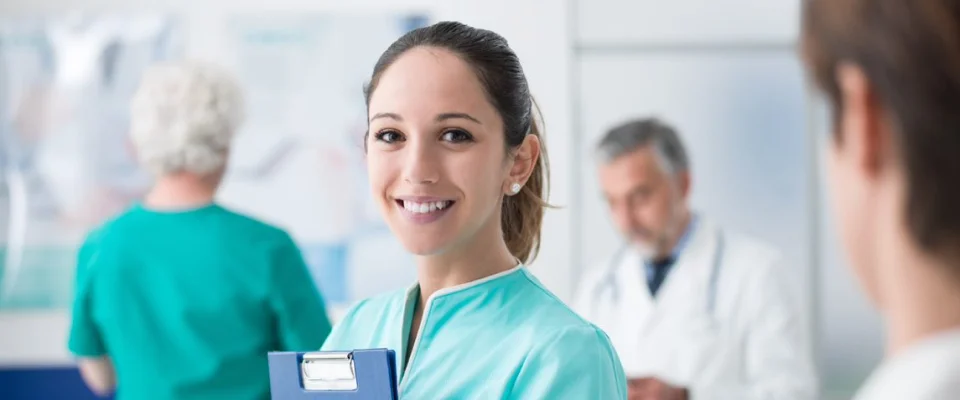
402 139 440 185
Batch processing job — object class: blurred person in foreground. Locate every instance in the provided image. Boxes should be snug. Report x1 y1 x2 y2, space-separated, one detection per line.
67 61 333 400
802 0 960 398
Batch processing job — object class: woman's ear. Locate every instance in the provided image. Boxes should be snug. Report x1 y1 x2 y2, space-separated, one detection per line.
504 134 541 194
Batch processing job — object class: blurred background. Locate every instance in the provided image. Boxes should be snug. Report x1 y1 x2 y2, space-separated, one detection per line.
0 1 883 399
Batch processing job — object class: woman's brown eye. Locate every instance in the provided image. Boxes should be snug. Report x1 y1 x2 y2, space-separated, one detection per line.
375 130 404 143
441 129 474 143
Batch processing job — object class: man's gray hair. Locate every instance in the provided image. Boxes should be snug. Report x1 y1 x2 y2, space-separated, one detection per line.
595 117 690 175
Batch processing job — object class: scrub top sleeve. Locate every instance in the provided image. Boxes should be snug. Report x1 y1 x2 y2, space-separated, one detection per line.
510 326 628 400
67 235 107 357
269 233 333 351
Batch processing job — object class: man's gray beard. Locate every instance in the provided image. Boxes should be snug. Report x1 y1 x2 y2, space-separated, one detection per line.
632 240 657 261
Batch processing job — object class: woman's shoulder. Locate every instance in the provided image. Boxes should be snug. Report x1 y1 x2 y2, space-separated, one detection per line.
79 206 147 249
537 323 617 354
506 269 621 355
341 288 410 321
509 309 627 398
207 204 294 240
321 288 411 351
514 268 602 330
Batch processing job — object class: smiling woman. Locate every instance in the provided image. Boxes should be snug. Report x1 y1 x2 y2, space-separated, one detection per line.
319 21 628 399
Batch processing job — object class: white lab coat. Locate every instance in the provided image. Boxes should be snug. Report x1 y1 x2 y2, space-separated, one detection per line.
854 328 960 400
573 219 817 400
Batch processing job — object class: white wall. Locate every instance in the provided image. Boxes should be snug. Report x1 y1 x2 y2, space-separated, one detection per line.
578 0 799 46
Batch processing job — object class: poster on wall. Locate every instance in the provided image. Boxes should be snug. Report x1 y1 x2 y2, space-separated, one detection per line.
218 14 429 308
0 14 181 310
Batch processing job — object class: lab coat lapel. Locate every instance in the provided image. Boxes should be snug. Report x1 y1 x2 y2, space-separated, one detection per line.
611 249 654 374
641 221 718 335
617 249 654 319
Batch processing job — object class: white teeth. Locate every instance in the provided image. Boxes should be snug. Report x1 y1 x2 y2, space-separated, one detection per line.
402 200 452 214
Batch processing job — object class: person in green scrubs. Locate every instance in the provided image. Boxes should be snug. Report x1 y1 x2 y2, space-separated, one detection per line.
321 21 628 399
67 62 333 400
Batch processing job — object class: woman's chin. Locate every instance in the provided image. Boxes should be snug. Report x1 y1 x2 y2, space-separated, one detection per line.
386 219 459 257
401 241 448 257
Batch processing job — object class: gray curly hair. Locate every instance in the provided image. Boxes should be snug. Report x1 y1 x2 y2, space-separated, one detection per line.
129 61 244 176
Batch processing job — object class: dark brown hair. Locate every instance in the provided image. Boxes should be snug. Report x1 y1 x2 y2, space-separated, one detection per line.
363 21 550 264
802 0 960 260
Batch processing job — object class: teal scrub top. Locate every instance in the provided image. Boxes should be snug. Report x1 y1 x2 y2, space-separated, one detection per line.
322 265 627 399
68 203 333 400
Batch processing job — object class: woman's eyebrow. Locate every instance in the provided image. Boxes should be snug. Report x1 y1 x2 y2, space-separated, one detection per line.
369 112 482 125
436 112 481 125
370 112 402 122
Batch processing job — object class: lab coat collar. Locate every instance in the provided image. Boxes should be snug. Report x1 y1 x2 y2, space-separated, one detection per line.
663 213 700 264
642 214 699 284
855 328 960 400
622 217 718 289
616 248 650 312
660 217 718 292
635 218 720 332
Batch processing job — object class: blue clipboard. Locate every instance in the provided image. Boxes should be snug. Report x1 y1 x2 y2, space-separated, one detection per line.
268 349 399 399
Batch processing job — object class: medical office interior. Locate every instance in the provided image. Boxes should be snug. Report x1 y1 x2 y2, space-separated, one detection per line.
0 0 884 399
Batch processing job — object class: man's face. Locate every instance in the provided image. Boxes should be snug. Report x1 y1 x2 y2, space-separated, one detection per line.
598 146 690 259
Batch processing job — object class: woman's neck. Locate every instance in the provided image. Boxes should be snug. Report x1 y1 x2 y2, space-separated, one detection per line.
144 174 218 210
414 221 519 302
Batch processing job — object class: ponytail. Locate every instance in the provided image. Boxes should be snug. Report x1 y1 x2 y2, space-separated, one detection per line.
502 102 551 264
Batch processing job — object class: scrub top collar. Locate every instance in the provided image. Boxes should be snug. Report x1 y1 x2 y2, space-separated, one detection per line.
399 261 526 379
403 261 526 305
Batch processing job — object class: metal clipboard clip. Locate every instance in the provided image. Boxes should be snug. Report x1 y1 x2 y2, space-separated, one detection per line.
300 352 359 391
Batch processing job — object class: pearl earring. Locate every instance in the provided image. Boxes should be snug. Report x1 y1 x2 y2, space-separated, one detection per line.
510 183 522 194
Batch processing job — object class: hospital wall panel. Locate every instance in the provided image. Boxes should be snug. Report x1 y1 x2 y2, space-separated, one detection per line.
576 0 800 46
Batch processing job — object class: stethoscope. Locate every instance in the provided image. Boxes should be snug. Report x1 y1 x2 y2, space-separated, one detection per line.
593 230 725 316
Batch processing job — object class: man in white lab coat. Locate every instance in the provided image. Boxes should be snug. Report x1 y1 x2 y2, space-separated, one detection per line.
573 118 817 400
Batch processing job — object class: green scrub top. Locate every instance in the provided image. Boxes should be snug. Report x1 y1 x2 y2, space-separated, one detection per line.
68 203 333 400
321 265 627 399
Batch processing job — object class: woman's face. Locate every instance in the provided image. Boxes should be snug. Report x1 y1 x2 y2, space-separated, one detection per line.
365 47 514 256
